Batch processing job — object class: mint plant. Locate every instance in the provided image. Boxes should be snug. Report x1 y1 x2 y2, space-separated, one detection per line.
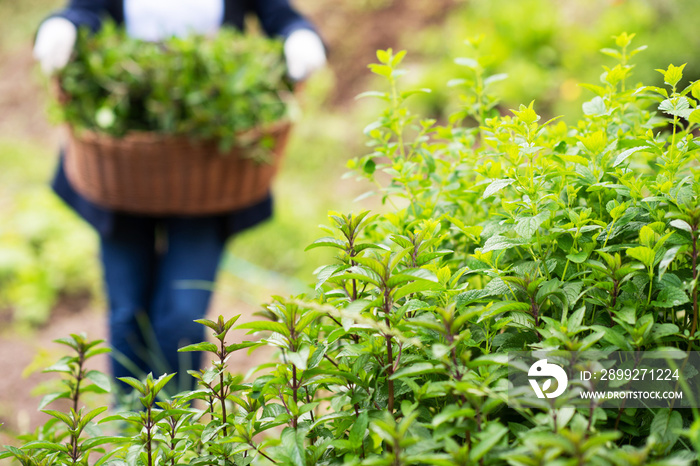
4 33 700 465
56 22 291 151
1 334 120 465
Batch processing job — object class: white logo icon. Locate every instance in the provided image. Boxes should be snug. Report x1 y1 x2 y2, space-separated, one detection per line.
528 359 568 398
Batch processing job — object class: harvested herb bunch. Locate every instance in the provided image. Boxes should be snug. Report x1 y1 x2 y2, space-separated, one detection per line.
57 22 292 150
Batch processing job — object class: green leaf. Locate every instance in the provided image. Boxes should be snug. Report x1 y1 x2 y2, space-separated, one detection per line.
368 63 392 78
390 362 441 380
636 85 668 98
688 109 700 125
454 57 478 69
236 321 290 336
85 347 112 359
481 235 524 253
659 97 692 118
639 225 656 247
306 345 326 370
669 219 692 232
43 357 74 374
376 49 390 63
484 73 508 86
287 346 311 370
42 409 74 427
85 370 111 393
566 251 588 263
431 405 476 427
0 446 23 459
480 301 530 321
153 372 176 396
652 287 690 308
22 441 70 452
304 237 346 251
650 409 682 449
600 48 622 60
225 341 260 353
593 326 633 350
659 245 682 279
295 310 324 333
393 279 441 301
78 406 108 430
349 411 369 450
39 391 71 410
193 318 220 333
657 63 686 88
391 50 407 67
582 96 606 116
79 436 132 450
613 146 650 167
651 323 680 340
580 83 607 97
627 246 655 267
387 268 439 288
515 211 549 239
483 178 515 198
355 91 389 101
470 423 508 461
117 376 147 395
280 427 306 466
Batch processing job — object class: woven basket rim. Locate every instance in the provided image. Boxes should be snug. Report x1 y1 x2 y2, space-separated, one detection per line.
68 119 292 145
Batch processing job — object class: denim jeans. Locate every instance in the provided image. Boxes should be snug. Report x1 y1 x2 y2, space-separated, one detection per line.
100 215 228 392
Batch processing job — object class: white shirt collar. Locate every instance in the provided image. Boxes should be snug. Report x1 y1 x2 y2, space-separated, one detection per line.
124 0 224 41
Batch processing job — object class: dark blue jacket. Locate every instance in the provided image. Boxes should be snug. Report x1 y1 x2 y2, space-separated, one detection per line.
48 0 314 238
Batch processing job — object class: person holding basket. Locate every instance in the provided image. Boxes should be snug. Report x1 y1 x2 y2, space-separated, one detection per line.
33 0 326 391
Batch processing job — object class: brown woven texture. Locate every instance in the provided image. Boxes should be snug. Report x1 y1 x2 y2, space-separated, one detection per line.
64 122 291 215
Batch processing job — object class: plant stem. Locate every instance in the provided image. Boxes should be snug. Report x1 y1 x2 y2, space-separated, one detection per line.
146 405 153 466
253 445 278 464
383 288 395 413
690 227 698 343
393 435 401 466
73 351 85 413
219 339 228 437
170 418 177 466
292 364 298 428
385 328 395 413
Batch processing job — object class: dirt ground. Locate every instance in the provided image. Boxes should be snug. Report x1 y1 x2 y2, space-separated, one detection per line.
0 290 274 444
0 0 458 446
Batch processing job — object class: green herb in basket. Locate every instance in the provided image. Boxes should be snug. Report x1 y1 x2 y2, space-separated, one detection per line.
56 22 292 151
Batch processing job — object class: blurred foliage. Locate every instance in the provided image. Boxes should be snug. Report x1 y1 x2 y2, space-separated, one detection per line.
59 23 291 151
0 0 63 49
0 140 99 327
405 0 700 121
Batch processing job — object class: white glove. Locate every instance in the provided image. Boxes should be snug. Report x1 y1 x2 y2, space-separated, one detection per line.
33 17 77 74
284 29 326 81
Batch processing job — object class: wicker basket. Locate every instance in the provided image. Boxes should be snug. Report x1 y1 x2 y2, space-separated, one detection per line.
64 122 291 215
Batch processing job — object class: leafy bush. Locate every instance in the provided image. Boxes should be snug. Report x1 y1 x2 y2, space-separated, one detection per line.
407 0 700 121
3 34 700 464
0 188 100 326
0 138 99 326
57 23 291 149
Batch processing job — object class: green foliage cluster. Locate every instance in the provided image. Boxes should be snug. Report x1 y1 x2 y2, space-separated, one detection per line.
0 139 99 327
409 0 700 120
4 34 700 465
0 189 99 326
57 23 291 149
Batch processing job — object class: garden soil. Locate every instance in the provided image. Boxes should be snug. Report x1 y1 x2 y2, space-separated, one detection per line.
0 292 274 443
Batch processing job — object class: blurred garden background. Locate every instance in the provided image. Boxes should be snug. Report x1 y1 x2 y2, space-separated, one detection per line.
1 0 700 443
